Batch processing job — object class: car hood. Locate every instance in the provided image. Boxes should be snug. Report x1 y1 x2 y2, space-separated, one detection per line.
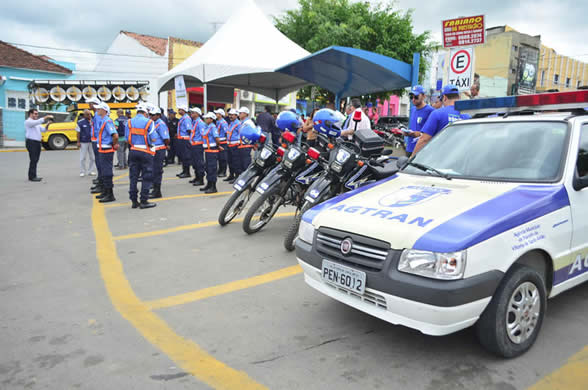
302 174 569 252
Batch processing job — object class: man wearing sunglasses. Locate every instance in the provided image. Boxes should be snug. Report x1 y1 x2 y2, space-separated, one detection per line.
404 85 434 157
24 108 53 181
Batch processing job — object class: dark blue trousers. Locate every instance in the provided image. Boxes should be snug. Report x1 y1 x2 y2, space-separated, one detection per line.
218 144 227 174
205 151 218 183
129 150 153 202
239 147 252 173
191 144 205 179
228 146 239 175
98 152 114 189
179 139 191 172
152 149 166 186
92 142 102 183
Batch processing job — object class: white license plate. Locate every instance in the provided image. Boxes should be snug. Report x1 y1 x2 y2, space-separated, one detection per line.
321 260 366 294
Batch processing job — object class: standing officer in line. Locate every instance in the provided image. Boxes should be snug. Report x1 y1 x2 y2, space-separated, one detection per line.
166 108 179 164
237 107 255 175
126 104 157 209
149 107 170 199
214 108 229 177
189 107 206 187
200 112 222 194
95 102 119 203
176 106 192 178
224 108 241 183
87 97 103 193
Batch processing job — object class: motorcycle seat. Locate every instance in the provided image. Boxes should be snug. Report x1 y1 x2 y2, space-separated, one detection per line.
369 161 399 180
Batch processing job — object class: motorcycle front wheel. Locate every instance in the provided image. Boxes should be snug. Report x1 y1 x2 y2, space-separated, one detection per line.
218 188 252 226
242 187 283 234
283 200 315 252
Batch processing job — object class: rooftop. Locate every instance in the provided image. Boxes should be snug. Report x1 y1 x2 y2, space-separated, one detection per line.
0 41 72 74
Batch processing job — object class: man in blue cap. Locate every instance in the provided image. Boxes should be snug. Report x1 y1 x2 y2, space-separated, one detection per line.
411 84 471 156
403 85 434 157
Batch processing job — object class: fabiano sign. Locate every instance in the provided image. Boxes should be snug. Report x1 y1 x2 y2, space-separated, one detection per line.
442 15 485 48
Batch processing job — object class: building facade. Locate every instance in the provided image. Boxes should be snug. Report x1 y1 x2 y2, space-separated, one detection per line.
537 45 588 92
0 41 74 146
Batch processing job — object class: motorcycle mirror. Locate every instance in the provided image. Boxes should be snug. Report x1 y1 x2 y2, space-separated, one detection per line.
396 156 409 169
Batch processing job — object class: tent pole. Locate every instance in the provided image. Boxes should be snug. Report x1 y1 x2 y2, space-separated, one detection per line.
203 83 208 113
335 94 340 112
411 53 420 88
275 90 279 114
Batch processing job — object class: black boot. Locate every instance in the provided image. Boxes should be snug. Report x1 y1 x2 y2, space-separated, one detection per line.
178 171 190 178
139 199 157 209
204 183 218 194
131 199 140 209
99 188 116 203
149 184 162 199
92 178 99 185
95 189 107 199
199 182 211 191
223 174 235 182
189 178 197 184
192 176 204 186
218 170 227 178
91 184 103 194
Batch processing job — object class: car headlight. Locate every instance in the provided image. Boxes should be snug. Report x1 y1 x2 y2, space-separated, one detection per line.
335 149 351 164
398 249 467 280
298 220 315 244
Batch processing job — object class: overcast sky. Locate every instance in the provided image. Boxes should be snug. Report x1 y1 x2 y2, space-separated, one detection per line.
0 0 585 72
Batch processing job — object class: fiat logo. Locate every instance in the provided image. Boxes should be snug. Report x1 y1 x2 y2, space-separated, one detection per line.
340 238 353 255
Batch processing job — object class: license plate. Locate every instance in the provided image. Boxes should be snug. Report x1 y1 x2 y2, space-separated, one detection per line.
321 260 366 294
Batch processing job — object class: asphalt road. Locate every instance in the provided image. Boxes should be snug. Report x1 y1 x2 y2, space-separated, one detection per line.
0 149 586 389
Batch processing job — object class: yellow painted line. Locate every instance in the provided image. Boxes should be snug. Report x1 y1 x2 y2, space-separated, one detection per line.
91 197 266 389
0 148 28 152
113 211 296 241
147 265 302 310
104 191 232 209
115 176 180 186
528 346 588 390
112 172 129 182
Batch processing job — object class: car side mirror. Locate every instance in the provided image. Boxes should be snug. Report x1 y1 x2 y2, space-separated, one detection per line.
396 156 408 169
573 174 588 191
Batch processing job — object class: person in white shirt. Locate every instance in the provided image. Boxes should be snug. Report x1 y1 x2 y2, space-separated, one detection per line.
341 98 371 139
24 108 53 181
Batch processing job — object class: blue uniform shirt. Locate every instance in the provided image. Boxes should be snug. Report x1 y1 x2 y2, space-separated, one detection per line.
125 115 155 147
177 114 192 138
76 118 92 143
201 123 219 148
152 118 170 147
421 105 471 138
227 120 241 144
91 113 100 142
406 104 434 153
216 118 228 141
191 117 206 143
96 115 117 146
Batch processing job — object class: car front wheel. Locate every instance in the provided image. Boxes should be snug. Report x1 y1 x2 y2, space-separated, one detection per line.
476 263 547 358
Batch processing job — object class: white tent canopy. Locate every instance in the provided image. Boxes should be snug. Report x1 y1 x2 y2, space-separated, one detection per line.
157 0 310 101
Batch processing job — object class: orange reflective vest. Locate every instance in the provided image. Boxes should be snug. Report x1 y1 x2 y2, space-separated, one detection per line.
128 118 155 156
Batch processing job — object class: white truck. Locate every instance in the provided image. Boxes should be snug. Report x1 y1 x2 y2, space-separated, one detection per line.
295 91 588 357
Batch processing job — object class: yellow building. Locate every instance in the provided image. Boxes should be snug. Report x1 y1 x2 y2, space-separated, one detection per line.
537 45 588 92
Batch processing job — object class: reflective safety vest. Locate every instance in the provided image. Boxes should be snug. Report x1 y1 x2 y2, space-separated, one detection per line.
202 124 218 152
153 123 167 151
227 120 241 146
128 118 155 155
98 119 115 153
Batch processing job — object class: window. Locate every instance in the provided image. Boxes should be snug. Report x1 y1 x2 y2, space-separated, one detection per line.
7 97 16 108
5 91 29 111
513 45 518 52
540 70 545 86
577 125 588 177
566 77 571 88
554 74 559 85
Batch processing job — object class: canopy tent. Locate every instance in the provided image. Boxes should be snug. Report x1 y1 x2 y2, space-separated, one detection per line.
277 46 420 104
157 0 310 106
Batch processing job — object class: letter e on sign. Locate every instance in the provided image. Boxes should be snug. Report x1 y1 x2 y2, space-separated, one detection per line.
451 50 471 74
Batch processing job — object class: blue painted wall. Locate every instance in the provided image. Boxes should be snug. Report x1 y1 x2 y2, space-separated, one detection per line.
0 66 73 146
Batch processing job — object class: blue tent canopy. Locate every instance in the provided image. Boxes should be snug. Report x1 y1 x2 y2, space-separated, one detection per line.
276 46 419 99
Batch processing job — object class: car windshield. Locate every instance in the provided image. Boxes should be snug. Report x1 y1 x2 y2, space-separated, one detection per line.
404 120 568 182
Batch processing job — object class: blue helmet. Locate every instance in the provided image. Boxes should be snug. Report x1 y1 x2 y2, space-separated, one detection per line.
276 110 302 132
312 108 345 138
240 124 262 145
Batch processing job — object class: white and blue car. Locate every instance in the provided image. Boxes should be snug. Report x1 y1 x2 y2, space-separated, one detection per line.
295 92 588 357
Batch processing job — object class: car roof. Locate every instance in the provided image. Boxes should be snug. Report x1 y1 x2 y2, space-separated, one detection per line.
460 112 588 124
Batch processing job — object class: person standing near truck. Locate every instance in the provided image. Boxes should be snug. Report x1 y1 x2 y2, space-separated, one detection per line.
76 109 95 177
24 108 53 182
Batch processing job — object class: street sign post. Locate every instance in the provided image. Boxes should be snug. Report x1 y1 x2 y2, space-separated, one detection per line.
442 15 485 48
448 47 474 90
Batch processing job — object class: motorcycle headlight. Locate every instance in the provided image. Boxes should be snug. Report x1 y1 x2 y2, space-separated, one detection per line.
335 149 351 164
298 220 315 244
398 249 467 280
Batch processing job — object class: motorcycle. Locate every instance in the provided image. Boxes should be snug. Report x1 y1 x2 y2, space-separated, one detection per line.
283 129 399 251
218 133 280 226
373 124 406 149
241 131 323 235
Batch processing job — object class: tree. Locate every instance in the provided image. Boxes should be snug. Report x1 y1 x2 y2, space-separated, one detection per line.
275 0 438 102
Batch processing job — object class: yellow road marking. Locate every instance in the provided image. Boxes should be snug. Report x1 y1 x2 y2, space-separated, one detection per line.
0 148 28 152
115 176 180 185
91 197 267 389
113 211 296 241
528 346 588 390
112 172 129 182
104 191 232 209
147 265 302 310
